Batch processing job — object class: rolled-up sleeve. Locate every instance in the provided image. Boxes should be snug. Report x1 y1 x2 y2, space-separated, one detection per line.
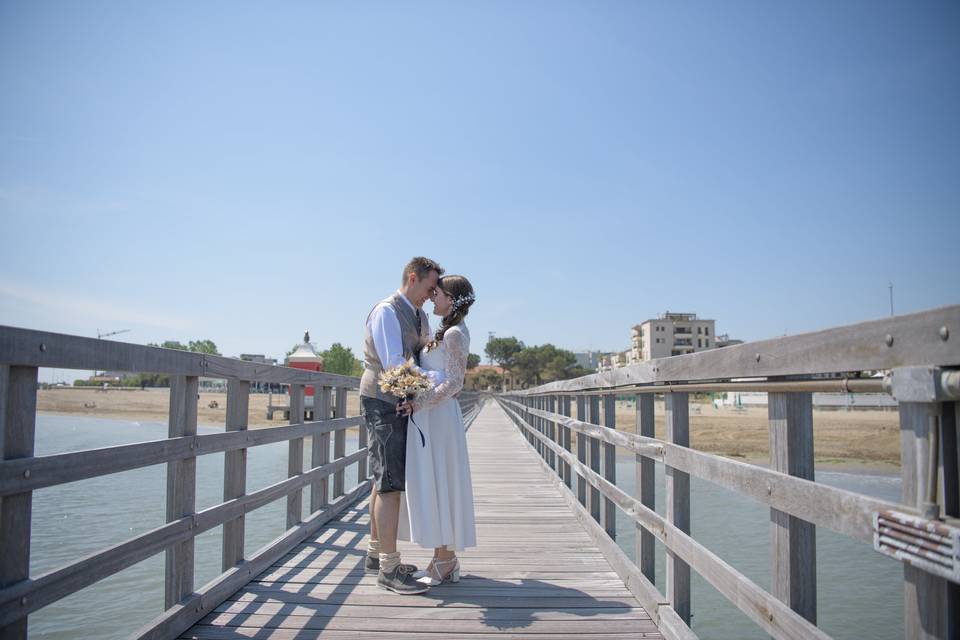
367 304 406 370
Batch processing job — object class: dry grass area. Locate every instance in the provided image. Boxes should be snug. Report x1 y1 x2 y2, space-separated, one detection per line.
593 401 901 470
38 387 361 429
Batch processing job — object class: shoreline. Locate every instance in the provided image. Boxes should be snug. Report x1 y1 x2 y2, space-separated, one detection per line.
38 408 899 476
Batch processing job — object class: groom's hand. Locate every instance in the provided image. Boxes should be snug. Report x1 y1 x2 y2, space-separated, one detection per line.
397 399 413 417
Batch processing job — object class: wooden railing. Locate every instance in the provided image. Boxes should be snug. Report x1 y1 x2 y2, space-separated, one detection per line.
0 325 479 640
496 304 960 640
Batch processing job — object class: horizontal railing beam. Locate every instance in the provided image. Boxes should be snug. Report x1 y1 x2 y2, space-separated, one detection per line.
0 325 360 387
0 416 363 496
500 397 919 544
0 448 366 626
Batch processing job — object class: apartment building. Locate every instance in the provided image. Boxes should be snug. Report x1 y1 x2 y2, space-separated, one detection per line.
631 311 717 361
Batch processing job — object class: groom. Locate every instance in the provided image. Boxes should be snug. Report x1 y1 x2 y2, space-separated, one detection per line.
360 256 442 594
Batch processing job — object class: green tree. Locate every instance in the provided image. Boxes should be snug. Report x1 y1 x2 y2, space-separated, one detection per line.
149 340 189 351
484 337 524 370
511 343 583 386
188 339 220 355
467 353 481 370
473 369 503 390
321 343 364 377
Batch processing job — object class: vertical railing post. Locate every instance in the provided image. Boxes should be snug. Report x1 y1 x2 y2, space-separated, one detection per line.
897 375 951 640
576 394 588 507
600 392 617 539
769 391 816 624
636 392 656 584
333 386 347 499
165 374 198 609
311 386 332 511
665 391 691 625
546 395 557 473
587 395 602 525
357 390 368 483
559 395 572 489
0 365 38 640
286 384 304 528
222 379 249 571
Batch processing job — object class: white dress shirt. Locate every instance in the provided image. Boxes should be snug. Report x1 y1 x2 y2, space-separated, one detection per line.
366 291 428 370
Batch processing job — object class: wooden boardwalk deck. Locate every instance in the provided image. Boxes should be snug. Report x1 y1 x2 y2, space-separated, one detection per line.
180 401 664 639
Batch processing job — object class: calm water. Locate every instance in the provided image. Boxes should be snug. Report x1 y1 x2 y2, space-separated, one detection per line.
30 414 360 639
29 414 901 639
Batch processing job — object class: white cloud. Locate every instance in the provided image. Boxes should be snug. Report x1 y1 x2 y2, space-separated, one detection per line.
0 279 191 331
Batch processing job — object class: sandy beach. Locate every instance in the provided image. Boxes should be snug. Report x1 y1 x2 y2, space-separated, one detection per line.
38 388 901 471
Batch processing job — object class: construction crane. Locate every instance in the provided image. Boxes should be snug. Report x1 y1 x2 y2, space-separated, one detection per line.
97 329 131 339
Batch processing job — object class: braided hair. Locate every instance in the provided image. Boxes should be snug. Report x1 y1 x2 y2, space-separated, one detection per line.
426 275 475 351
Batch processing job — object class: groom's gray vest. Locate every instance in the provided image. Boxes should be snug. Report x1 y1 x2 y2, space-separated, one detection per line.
360 292 429 403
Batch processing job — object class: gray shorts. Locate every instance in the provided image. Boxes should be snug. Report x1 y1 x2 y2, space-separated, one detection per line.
360 396 408 494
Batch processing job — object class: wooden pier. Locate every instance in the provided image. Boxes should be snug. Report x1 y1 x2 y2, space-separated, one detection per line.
2 305 960 639
182 401 662 639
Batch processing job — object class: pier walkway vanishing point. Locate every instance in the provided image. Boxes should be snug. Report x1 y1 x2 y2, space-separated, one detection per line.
182 401 663 640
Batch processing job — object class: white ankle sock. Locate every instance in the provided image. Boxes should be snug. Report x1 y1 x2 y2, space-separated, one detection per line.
380 551 401 573
367 539 381 558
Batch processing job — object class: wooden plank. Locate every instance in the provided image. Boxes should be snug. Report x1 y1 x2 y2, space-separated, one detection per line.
768 392 816 624
636 393 656 585
899 401 950 640
333 387 347 499
286 385 304 529
165 375 198 609
600 393 617 539
0 365 37 640
499 399 830 640
222 379 249 571
559 395 572 488
576 395 587 507
509 305 960 391
310 387 331 513
664 392 691 625
135 481 371 640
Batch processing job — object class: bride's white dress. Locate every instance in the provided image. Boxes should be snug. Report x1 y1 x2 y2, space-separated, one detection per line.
397 323 477 551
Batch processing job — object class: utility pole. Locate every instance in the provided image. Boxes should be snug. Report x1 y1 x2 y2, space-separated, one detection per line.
487 331 495 365
888 282 894 317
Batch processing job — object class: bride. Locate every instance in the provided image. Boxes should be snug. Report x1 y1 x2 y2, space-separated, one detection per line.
397 274 478 585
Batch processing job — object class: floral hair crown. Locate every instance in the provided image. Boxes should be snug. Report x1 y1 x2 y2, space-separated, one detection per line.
451 292 475 312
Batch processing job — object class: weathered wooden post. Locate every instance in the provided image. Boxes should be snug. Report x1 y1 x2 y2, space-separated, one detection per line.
222 379 249 571
665 391 691 625
310 386 332 512
893 367 956 639
587 395 602 525
636 392 656 584
768 391 816 624
333 387 347 499
165 374 198 608
559 395 573 489
545 395 557 472
357 390 368 484
576 394 588 508
0 365 38 640
286 384 304 528
600 392 617 539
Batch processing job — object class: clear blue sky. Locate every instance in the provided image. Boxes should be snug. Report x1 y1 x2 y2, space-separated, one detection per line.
2 1 958 382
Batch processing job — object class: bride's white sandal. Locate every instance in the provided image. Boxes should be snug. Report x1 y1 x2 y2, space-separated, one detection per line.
415 556 460 586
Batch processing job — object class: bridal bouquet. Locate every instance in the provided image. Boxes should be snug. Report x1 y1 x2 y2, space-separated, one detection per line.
378 359 433 446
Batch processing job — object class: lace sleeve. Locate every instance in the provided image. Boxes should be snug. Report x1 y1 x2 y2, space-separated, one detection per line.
412 327 468 411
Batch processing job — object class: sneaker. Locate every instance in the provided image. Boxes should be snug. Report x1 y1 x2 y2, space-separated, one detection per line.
377 563 430 595
365 555 417 575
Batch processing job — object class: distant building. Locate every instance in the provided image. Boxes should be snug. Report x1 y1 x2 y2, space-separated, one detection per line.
631 311 717 361
573 350 602 371
598 350 630 372
240 354 278 366
241 354 280 392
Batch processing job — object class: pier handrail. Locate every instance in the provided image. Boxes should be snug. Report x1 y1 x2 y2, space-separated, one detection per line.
496 304 960 640
0 325 480 640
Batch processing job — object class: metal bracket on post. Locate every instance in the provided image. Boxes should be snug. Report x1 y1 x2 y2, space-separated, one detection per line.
888 367 960 404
